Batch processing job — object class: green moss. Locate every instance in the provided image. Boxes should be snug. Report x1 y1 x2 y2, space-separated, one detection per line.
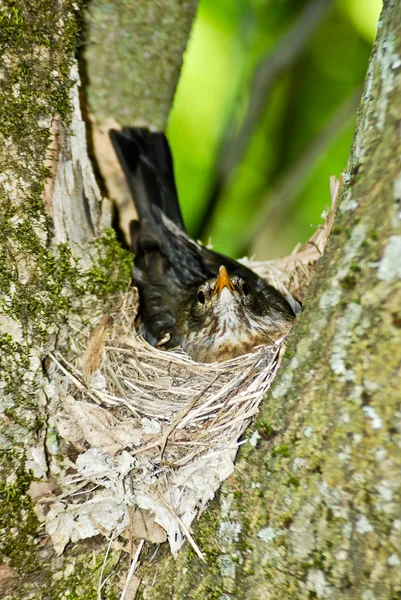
46 551 121 600
85 229 133 299
312 550 326 570
271 444 291 458
256 420 276 440
0 0 85 397
0 451 39 573
282 514 293 529
0 0 78 141
0 225 131 410
196 505 223 559
0 3 24 38
299 562 312 579
340 275 357 289
286 475 300 487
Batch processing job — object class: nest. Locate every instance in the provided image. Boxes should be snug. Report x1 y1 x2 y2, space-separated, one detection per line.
40 178 340 560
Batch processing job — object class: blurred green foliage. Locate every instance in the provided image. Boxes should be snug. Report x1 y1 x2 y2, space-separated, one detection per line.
167 0 382 259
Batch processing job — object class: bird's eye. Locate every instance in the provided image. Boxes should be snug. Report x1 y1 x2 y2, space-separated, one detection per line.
242 283 249 296
197 290 205 304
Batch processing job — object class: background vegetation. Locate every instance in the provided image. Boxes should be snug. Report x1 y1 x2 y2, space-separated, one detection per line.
167 0 382 259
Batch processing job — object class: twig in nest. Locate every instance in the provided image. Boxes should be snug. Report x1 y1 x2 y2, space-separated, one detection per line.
98 526 119 600
49 352 116 406
158 372 221 460
82 315 114 380
119 539 145 600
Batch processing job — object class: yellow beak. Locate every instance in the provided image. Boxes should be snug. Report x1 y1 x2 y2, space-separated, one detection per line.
212 265 235 297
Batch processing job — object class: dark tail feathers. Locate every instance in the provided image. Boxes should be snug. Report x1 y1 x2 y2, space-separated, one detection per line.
110 128 186 231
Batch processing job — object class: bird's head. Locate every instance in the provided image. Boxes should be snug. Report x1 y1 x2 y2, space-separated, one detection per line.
179 265 294 362
194 265 253 319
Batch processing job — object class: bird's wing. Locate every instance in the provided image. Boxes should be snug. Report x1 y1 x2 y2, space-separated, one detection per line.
110 128 199 344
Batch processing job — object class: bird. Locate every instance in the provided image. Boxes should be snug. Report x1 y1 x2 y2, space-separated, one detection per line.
110 128 297 363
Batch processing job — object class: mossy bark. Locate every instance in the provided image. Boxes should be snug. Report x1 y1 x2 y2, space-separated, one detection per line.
0 0 196 598
136 2 401 598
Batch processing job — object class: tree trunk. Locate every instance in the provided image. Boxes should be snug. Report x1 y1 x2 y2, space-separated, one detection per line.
1 0 401 599
137 1 401 598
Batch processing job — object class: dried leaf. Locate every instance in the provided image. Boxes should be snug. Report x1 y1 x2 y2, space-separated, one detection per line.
128 508 167 544
0 563 19 597
45 496 130 555
27 478 60 502
56 396 142 454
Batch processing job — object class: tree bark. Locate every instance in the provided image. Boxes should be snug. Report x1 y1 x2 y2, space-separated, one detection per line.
137 1 401 598
0 0 195 597
84 0 197 130
1 0 401 599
